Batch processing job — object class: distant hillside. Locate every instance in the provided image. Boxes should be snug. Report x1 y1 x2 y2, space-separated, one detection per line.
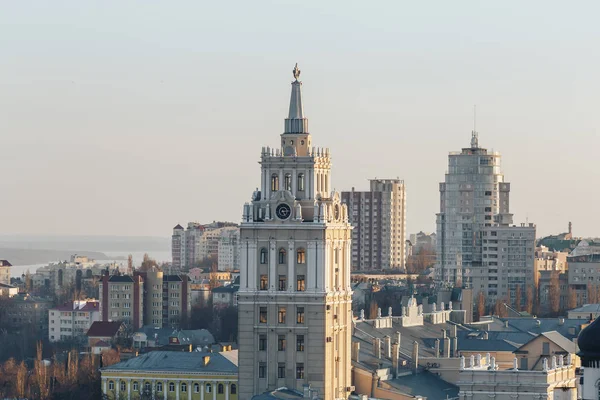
0 248 114 266
0 235 170 252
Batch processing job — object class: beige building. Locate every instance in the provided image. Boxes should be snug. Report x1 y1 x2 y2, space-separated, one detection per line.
237 65 353 400
341 179 407 271
0 260 11 285
100 274 144 330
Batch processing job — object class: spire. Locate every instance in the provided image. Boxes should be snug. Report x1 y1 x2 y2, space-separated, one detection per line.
285 63 308 134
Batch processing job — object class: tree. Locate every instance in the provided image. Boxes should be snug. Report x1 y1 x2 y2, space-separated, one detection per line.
549 272 560 316
514 284 522 311
476 291 486 321
139 254 159 272
525 285 533 314
568 286 578 310
588 284 597 305
369 300 378 319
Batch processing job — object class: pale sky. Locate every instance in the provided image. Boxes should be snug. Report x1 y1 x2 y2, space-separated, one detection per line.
1 1 599 238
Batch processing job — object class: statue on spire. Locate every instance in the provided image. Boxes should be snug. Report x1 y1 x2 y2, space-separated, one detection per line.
293 63 301 81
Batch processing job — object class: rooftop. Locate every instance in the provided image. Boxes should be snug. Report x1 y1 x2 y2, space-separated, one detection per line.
568 303 600 315
485 316 584 340
251 387 304 399
136 326 215 347
387 371 459 400
108 275 134 283
101 351 237 374
0 260 12 267
87 321 123 337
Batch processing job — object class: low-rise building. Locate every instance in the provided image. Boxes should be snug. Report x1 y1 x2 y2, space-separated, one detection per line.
100 351 238 400
0 282 19 297
132 326 215 349
48 300 100 343
567 303 600 320
87 321 125 352
567 253 600 306
212 284 239 309
0 293 52 335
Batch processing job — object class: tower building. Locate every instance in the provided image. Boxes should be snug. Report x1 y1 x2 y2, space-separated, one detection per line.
237 65 353 400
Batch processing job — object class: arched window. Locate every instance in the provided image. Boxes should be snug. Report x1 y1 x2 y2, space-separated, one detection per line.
133 382 139 391
297 248 306 264
169 382 175 392
120 381 126 391
260 248 267 264
181 383 187 392
285 173 292 191
218 384 224 394
231 384 237 394
194 383 200 393
144 382 151 392
206 383 212 393
279 248 287 264
271 174 279 191
157 382 163 392
298 173 305 191
108 381 114 391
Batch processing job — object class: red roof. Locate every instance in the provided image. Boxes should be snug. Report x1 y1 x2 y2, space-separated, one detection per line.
93 340 111 348
87 321 123 337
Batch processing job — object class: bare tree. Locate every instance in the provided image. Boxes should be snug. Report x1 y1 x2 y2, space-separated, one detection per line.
568 286 578 310
588 284 597 305
15 360 27 398
549 272 560 315
476 291 486 321
514 284 522 311
34 341 50 400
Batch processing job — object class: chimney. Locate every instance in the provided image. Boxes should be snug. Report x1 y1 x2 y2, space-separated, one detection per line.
504 320 509 328
352 342 360 362
435 339 440 358
392 343 400 378
444 337 450 358
202 355 210 366
412 341 419 374
384 336 392 358
452 337 458 357
396 331 401 347
450 324 457 338
442 329 447 339
373 338 381 359
558 317 565 326
482 331 489 340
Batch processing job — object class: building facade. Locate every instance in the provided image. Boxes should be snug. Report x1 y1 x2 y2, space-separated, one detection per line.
0 260 11 285
237 65 353 400
218 227 241 271
100 274 144 330
0 294 52 335
48 300 100 343
567 253 600 306
341 179 406 271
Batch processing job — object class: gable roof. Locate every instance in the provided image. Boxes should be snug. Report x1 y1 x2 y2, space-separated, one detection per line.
108 275 134 283
87 321 123 337
515 331 577 354
101 351 237 374
0 260 12 267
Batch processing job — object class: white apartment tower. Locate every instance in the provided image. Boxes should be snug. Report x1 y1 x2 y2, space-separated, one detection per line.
341 179 407 270
237 65 353 400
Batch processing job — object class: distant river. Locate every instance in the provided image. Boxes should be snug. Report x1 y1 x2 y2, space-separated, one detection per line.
10 250 172 278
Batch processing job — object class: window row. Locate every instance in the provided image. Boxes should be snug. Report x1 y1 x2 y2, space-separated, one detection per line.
259 334 305 352
106 381 235 394
271 173 305 192
260 274 305 291
260 248 306 264
258 363 305 379
259 306 304 324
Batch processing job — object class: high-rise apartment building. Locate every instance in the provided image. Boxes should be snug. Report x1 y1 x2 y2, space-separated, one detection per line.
436 132 535 308
0 260 11 285
99 274 144 330
171 223 204 269
341 179 406 270
237 65 353 400
218 227 241 271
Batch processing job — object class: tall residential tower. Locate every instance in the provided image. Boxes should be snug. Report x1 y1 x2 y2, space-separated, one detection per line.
237 65 353 400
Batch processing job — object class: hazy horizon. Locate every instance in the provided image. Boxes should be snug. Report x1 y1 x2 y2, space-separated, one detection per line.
2 1 599 238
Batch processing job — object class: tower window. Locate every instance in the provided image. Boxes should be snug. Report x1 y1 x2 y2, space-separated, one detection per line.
271 174 279 191
297 307 305 324
297 248 306 264
279 248 287 264
298 173 305 191
278 307 287 324
260 275 268 290
278 335 286 350
259 307 267 323
278 275 287 291
285 173 292 191
296 275 305 291
260 248 267 264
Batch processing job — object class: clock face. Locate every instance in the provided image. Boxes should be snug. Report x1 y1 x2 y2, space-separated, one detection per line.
276 203 292 220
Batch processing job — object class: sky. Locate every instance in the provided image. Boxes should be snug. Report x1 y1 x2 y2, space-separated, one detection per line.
1 1 599 238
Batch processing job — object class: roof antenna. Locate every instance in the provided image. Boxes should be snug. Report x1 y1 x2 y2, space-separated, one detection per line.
470 105 479 149
473 104 476 132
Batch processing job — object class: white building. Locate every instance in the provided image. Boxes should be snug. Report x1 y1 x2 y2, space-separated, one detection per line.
218 227 240 271
48 300 101 343
237 65 353 400
0 260 12 285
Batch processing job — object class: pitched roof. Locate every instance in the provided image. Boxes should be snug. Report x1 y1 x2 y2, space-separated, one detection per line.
87 321 123 337
94 340 111 348
0 260 12 267
0 282 17 289
101 351 237 374
387 370 459 399
251 387 304 399
163 275 183 282
212 285 239 293
108 275 134 282
569 304 600 314
173 224 184 230
540 331 577 353
136 326 215 347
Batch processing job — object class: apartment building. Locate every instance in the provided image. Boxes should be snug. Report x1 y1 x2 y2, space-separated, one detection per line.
172 222 239 269
341 178 406 270
567 253 600 305
217 227 241 271
48 300 101 343
0 259 11 285
0 293 52 335
99 274 144 330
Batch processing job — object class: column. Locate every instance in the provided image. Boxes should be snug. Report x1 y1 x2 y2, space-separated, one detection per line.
200 382 205 400
248 240 258 290
188 380 192 400
116 379 120 398
345 241 351 291
164 381 168 400
288 240 295 292
279 170 283 192
316 240 325 291
292 169 297 197
128 379 131 399
307 241 317 291
269 240 277 290
102 378 107 395
176 380 180 400
262 168 267 199
265 167 270 200
225 383 230 400
240 239 248 289
212 381 217 400
326 171 331 195
324 241 331 291
308 169 313 199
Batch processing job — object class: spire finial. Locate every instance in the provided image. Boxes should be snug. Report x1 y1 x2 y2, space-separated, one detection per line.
293 63 301 81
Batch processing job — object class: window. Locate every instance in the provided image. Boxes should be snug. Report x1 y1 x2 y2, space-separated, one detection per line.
297 307 305 324
231 384 237 394
271 174 279 191
169 382 175 392
206 383 212 393
298 173 305 191
194 383 199 393
297 335 305 351
278 335 286 351
145 382 151 392
278 363 286 378
108 381 114 391
260 248 268 264
120 381 126 391
259 363 266 378
260 307 267 323
259 335 267 351
279 248 286 264
157 382 163 392
296 363 305 379
285 173 292 191
278 307 286 323
218 384 224 394
133 382 139 391
260 275 268 290
297 248 306 264
296 275 305 291
181 383 187 393
334 248 339 264
279 275 287 291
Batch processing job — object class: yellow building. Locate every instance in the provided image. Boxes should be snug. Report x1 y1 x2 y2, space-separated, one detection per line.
100 351 238 400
